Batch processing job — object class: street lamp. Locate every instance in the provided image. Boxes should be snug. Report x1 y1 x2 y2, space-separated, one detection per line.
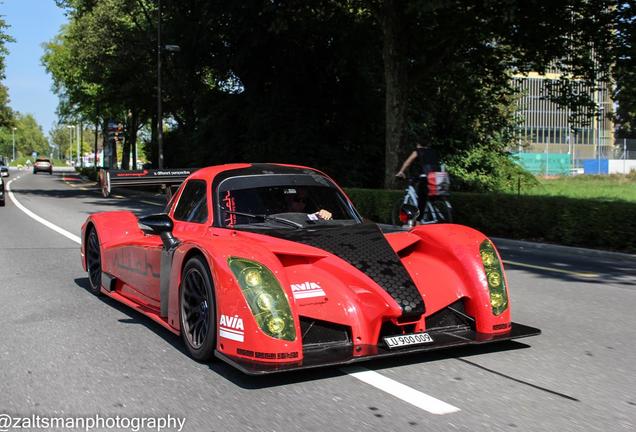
67 125 74 163
12 127 16 161
156 0 180 170
157 0 164 169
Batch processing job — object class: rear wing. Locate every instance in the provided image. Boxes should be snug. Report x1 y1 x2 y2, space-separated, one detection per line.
99 168 196 198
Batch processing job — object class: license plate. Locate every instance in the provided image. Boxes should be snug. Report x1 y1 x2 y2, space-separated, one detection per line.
384 332 433 349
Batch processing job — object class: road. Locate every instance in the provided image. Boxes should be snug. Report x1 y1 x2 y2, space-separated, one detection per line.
1 170 635 432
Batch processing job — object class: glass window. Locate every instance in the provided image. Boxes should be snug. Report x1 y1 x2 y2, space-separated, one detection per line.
220 185 356 227
173 180 208 223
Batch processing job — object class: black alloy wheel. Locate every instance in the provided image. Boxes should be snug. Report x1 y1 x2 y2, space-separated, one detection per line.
180 256 216 362
86 228 103 296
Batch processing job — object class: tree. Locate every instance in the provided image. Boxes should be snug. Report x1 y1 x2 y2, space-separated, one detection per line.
614 0 636 136
44 0 621 190
0 10 14 129
4 113 50 158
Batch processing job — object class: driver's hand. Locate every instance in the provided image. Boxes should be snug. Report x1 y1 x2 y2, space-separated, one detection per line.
316 209 332 220
395 172 405 178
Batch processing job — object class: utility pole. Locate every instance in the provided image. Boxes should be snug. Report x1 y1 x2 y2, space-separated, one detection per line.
157 0 164 169
12 127 16 161
77 124 81 167
67 125 74 163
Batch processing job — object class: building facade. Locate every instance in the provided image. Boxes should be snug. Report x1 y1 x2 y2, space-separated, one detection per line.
512 71 613 162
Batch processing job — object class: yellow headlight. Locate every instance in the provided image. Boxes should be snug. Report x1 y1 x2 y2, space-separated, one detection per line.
256 292 274 311
267 317 286 334
243 268 262 288
480 251 497 267
487 271 501 287
490 292 505 308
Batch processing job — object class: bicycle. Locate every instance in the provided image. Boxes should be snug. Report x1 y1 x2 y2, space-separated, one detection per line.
391 174 453 227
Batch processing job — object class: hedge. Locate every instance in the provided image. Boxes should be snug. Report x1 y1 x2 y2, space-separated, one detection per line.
345 188 636 254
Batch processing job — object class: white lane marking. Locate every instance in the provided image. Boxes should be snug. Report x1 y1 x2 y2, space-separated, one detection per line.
341 366 460 415
8 174 460 416
7 177 82 245
503 260 599 278
140 200 164 207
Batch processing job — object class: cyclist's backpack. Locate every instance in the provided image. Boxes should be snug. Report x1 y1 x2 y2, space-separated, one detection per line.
427 172 450 197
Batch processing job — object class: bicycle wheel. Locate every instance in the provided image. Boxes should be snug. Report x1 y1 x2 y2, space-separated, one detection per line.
432 199 453 223
420 201 436 224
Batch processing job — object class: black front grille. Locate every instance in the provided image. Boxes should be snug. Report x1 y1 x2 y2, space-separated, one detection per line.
299 316 352 351
425 298 474 331
378 321 417 339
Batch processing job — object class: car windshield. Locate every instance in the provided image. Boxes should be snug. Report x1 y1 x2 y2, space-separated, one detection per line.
218 181 359 228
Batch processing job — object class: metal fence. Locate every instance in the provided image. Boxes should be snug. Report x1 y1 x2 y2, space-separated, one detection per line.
514 138 636 175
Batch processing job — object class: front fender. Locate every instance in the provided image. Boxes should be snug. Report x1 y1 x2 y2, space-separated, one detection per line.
406 224 512 334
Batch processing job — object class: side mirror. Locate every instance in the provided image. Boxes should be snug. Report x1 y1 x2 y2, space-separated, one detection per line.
399 204 420 226
138 214 178 249
138 213 173 234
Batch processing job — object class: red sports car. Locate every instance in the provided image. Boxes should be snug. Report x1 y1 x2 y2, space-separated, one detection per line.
80 163 539 374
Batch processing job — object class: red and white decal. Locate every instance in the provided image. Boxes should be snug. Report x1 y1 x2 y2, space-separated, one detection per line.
219 314 244 342
291 282 325 299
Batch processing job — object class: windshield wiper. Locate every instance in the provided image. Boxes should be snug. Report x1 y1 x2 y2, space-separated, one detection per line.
223 209 303 229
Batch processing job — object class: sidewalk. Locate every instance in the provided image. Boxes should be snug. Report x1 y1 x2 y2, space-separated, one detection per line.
492 237 636 260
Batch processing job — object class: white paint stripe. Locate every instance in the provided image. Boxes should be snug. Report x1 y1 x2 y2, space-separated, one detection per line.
7 177 81 245
341 366 460 415
219 329 244 342
140 200 164 207
503 260 599 278
219 327 243 335
293 290 326 299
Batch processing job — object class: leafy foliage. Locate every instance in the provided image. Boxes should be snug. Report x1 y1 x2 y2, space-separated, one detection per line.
42 1 622 191
0 114 49 159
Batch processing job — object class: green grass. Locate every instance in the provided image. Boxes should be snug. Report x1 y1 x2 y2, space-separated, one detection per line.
520 173 636 203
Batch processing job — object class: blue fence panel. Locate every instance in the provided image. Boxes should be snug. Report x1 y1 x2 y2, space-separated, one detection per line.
582 159 609 174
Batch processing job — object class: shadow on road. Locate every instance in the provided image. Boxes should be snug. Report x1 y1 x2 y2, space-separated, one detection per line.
12 174 164 215
73 277 536 390
497 245 636 288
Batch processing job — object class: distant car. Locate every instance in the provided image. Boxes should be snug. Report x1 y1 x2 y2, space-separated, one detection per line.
0 175 5 206
80 163 540 374
0 158 8 177
33 158 53 175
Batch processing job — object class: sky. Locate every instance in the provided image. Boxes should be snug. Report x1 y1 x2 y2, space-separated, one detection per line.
2 0 67 135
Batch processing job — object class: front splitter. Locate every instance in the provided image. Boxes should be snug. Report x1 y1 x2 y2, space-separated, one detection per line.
215 322 541 375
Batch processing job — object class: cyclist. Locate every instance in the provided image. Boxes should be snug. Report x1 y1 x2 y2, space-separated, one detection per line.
395 143 441 222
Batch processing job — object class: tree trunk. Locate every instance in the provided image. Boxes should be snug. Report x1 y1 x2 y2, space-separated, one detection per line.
122 115 131 170
130 108 138 170
150 112 158 168
94 115 100 170
382 0 409 189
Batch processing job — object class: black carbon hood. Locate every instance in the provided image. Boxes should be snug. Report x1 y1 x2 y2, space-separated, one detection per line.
261 223 425 320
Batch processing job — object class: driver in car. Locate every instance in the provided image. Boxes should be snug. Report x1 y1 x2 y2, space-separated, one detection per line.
285 188 332 220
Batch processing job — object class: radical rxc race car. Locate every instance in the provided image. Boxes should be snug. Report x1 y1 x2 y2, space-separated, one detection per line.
80 163 540 374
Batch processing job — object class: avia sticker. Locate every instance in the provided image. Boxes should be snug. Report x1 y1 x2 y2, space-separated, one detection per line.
291 282 326 299
219 314 244 342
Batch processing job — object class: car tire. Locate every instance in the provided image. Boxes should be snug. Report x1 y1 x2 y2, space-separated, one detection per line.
180 255 216 362
85 227 103 296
